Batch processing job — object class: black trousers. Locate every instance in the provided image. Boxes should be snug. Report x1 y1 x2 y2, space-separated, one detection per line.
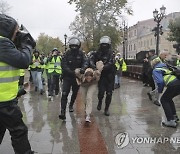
160 80 180 121
18 76 24 87
98 76 113 110
61 77 79 111
49 74 60 96
0 100 32 154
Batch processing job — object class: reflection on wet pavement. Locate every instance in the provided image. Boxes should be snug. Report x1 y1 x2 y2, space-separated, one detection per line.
1 78 180 154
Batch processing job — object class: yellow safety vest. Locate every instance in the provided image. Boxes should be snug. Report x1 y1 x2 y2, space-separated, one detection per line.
155 67 176 86
31 56 42 69
20 69 25 77
115 58 127 72
48 56 62 74
0 36 20 102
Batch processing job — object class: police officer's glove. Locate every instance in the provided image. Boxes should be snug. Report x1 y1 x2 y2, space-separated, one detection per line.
80 68 85 74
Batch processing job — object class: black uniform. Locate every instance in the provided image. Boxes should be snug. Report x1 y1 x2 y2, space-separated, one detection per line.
59 43 88 120
90 44 115 116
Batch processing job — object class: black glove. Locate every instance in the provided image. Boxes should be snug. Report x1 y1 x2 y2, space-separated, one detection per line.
80 68 85 74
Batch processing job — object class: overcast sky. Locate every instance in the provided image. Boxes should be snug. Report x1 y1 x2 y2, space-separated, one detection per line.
5 0 180 42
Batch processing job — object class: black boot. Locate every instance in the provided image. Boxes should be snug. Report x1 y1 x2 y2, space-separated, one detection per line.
59 110 66 120
104 101 111 116
97 101 102 111
69 101 74 112
69 105 74 112
104 110 110 116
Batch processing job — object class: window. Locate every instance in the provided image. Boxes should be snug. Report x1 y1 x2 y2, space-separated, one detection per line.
134 44 136 50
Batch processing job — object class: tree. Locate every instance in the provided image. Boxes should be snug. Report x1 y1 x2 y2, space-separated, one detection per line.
36 33 64 55
168 17 180 43
0 0 11 14
68 0 132 51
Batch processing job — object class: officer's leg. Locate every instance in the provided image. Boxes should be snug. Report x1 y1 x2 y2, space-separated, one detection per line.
104 83 113 116
0 121 6 144
0 102 32 153
97 80 105 111
59 79 71 120
69 80 80 112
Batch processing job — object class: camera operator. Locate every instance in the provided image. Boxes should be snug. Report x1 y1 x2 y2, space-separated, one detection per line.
0 14 36 154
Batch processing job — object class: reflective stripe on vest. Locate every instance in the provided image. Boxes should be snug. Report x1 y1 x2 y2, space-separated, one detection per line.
48 56 62 74
155 67 176 85
20 69 25 76
0 62 20 102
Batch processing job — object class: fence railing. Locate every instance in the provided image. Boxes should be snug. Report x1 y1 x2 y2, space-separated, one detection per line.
123 65 143 80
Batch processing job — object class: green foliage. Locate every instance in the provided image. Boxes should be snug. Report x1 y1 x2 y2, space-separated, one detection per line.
168 17 180 43
36 33 64 55
68 0 132 51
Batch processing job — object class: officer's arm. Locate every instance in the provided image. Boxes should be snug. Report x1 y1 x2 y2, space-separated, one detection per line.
0 39 32 69
103 54 114 71
61 53 74 75
89 53 96 70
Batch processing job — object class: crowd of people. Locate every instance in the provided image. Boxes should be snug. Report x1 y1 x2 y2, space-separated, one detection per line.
0 13 180 154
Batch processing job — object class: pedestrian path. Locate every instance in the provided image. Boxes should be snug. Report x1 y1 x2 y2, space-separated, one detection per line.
1 78 180 154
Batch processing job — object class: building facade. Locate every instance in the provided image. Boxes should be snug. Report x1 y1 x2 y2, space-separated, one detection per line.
118 12 180 59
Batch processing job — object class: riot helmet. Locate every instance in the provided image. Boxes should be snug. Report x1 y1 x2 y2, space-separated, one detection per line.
99 36 111 51
68 36 81 51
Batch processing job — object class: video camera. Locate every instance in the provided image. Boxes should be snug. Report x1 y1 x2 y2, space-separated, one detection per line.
166 63 180 79
14 25 36 49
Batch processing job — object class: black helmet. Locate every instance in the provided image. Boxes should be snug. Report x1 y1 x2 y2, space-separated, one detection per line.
0 14 18 39
68 36 81 50
99 36 111 45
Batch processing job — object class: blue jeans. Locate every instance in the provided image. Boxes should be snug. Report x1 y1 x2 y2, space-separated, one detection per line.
31 71 43 91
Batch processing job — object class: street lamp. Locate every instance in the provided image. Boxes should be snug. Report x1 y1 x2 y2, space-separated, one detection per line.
64 34 67 51
121 21 128 60
152 5 166 55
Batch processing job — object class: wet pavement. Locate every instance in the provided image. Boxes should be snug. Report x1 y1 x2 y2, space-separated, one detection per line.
0 78 180 154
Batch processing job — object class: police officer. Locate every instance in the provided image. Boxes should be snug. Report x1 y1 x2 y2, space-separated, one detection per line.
89 36 115 116
152 58 180 128
59 37 88 120
0 14 35 154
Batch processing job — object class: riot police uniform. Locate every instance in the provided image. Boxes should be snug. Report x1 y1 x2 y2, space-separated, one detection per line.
59 37 88 120
89 36 115 116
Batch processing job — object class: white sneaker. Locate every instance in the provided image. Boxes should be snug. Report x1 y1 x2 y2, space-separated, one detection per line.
85 115 91 123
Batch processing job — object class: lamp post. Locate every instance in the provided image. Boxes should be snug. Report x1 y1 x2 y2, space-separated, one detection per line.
121 21 128 60
64 34 67 51
153 5 166 55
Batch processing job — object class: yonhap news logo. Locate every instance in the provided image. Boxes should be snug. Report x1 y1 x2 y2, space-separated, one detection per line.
115 132 180 148
115 132 129 148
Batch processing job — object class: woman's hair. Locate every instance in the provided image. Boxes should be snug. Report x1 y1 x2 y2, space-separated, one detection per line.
84 68 94 77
